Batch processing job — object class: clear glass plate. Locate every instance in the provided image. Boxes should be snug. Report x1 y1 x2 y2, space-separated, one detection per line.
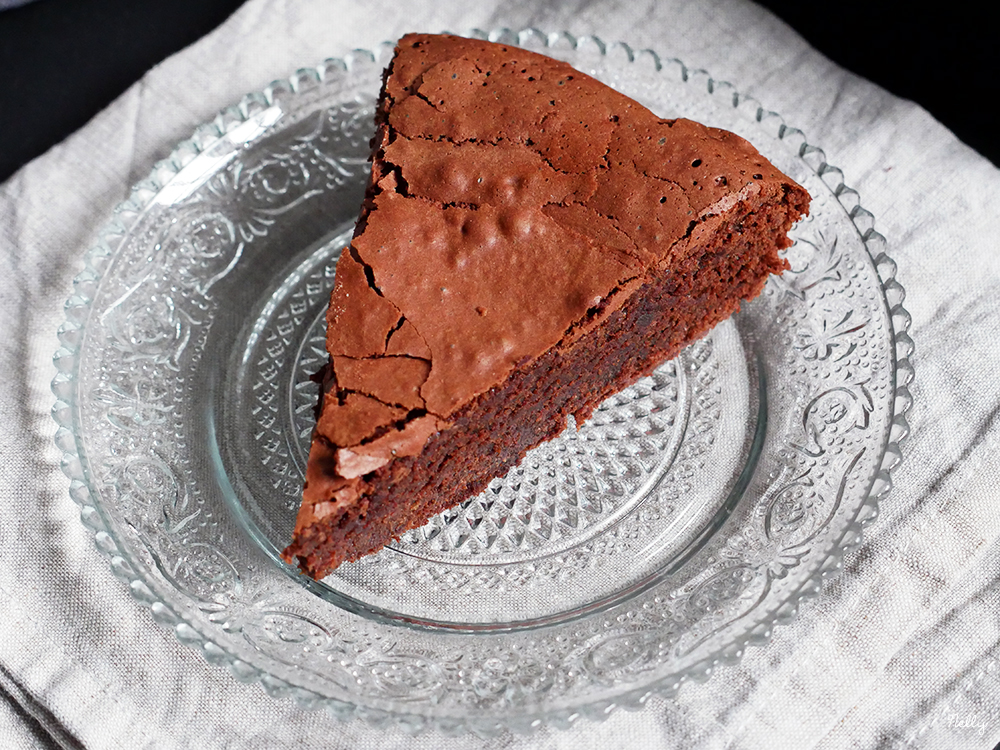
52 29 913 735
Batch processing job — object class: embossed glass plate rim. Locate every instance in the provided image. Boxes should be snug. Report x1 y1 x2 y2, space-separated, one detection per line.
50 27 915 735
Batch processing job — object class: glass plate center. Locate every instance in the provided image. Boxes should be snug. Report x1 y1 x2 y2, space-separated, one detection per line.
222 233 761 627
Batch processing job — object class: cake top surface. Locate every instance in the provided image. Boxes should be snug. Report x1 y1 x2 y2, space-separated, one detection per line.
302 32 802 515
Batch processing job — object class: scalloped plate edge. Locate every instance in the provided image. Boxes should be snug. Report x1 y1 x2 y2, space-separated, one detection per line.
51 27 913 738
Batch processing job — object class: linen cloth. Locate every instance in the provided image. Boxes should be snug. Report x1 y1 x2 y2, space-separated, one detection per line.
2 0 999 747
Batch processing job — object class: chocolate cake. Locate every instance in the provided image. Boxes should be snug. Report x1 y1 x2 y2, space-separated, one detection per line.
282 33 810 579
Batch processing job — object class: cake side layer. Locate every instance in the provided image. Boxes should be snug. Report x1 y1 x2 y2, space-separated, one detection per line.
285 193 802 577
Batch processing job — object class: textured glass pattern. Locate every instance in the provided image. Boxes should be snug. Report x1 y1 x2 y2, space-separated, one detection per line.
52 29 912 734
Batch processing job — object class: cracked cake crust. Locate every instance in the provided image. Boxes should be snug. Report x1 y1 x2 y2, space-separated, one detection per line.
282 33 810 578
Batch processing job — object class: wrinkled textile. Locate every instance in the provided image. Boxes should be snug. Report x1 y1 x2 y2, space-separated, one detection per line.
2 1 999 748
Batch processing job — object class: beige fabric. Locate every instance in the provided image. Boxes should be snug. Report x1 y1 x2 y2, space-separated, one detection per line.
2 1 999 747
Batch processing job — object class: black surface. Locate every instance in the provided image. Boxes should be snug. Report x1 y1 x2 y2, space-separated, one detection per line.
0 0 247 183
0 0 996 186
755 1 996 167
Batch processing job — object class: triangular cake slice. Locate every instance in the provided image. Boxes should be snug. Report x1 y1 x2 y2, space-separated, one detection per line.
282 33 810 578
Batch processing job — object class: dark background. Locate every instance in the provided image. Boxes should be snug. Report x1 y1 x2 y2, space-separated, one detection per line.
0 0 996 185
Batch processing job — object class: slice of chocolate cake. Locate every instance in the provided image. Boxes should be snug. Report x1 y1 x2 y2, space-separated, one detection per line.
282 33 810 579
